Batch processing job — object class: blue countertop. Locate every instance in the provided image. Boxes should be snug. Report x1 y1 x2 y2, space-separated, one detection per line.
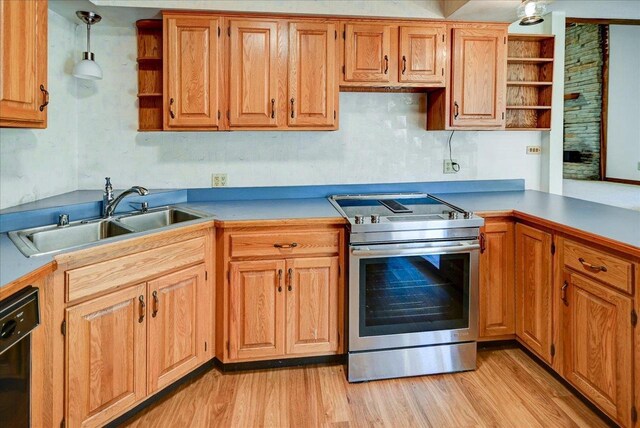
2 181 639 288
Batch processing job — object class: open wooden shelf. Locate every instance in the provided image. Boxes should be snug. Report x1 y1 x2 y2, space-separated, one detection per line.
506 33 554 130
508 57 554 63
507 105 551 110
136 20 163 131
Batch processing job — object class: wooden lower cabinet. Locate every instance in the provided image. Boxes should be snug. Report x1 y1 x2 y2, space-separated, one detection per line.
147 264 207 393
228 259 286 360
66 263 209 427
478 219 515 339
66 284 147 428
227 256 340 361
563 271 634 426
515 223 553 363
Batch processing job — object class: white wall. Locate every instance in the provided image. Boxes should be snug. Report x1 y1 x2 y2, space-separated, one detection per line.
606 25 640 182
0 10 78 209
74 23 543 192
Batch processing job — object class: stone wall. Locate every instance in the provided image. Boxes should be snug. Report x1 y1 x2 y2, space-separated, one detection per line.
563 24 604 180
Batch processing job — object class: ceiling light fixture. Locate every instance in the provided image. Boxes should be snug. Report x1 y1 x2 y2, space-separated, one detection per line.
73 11 103 80
517 0 546 26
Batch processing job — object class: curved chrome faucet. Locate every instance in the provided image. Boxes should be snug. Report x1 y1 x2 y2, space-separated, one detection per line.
102 178 149 218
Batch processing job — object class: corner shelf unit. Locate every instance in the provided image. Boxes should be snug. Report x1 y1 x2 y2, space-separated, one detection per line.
506 34 555 130
136 20 163 131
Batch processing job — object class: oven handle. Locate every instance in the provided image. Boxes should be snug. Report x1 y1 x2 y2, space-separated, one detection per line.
351 242 480 257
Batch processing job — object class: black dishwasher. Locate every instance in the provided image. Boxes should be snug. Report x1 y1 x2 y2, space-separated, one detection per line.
0 286 40 428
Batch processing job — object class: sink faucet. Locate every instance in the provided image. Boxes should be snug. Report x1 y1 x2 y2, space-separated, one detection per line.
102 177 149 218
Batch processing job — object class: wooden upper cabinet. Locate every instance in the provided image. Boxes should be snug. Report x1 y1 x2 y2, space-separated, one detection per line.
286 257 339 355
398 25 445 85
515 223 553 364
288 21 337 128
66 284 147 428
563 271 634 426
147 264 206 394
164 15 220 129
344 23 392 83
229 259 286 360
0 0 48 128
228 19 282 128
479 220 515 339
450 27 506 128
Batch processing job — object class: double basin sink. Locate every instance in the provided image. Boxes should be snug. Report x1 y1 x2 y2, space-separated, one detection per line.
9 206 211 257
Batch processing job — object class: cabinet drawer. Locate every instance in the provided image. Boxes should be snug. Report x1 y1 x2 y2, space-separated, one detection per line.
563 239 633 294
66 237 206 302
230 230 339 258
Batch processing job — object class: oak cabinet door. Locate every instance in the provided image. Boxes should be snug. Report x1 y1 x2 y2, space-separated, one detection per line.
479 220 515 339
164 15 220 129
0 0 47 128
398 25 446 85
229 259 286 360
515 223 553 363
228 19 281 128
563 272 634 426
344 24 392 83
147 264 206 394
66 284 147 428
288 21 337 127
285 257 339 355
450 27 506 128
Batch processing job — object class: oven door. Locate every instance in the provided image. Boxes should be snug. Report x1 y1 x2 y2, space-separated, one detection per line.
349 240 479 352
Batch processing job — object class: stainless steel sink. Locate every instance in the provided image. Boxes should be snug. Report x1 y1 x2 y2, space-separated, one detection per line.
9 220 134 256
8 206 211 257
116 207 204 232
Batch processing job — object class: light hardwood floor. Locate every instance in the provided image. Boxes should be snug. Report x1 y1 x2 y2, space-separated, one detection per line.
120 347 610 427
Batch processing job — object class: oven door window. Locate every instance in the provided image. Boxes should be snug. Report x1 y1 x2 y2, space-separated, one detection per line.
359 253 470 337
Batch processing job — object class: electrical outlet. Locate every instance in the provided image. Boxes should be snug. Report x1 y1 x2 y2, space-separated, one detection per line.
443 159 457 174
211 173 228 187
526 146 542 155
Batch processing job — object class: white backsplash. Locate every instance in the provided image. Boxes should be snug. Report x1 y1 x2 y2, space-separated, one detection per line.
1 15 544 210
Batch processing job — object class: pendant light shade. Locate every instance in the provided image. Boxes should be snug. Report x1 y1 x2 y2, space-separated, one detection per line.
517 0 546 26
73 11 103 80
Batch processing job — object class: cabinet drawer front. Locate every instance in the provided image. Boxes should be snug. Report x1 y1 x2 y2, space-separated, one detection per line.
563 240 633 294
66 237 206 302
230 230 339 258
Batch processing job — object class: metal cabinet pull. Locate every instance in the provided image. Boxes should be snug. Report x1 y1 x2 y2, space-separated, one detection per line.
169 98 175 119
290 98 295 118
561 281 569 305
277 269 283 292
578 258 607 273
274 242 298 249
383 55 389 74
39 85 49 111
138 295 145 323
479 233 486 254
401 56 407 75
288 268 293 292
454 101 459 119
271 98 275 119
152 290 159 318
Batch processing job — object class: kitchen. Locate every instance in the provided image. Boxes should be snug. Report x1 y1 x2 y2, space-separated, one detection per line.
0 0 639 427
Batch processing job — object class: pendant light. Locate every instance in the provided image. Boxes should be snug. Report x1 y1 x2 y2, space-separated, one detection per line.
73 11 103 80
517 0 546 26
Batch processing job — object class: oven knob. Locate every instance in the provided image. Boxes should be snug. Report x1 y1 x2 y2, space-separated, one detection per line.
448 211 459 219
463 211 473 219
370 215 380 223
354 215 365 224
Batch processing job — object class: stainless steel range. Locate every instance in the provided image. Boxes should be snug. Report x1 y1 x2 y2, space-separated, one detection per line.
329 193 484 382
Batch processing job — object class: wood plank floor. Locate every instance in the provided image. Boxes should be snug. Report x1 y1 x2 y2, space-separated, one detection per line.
120 347 610 427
